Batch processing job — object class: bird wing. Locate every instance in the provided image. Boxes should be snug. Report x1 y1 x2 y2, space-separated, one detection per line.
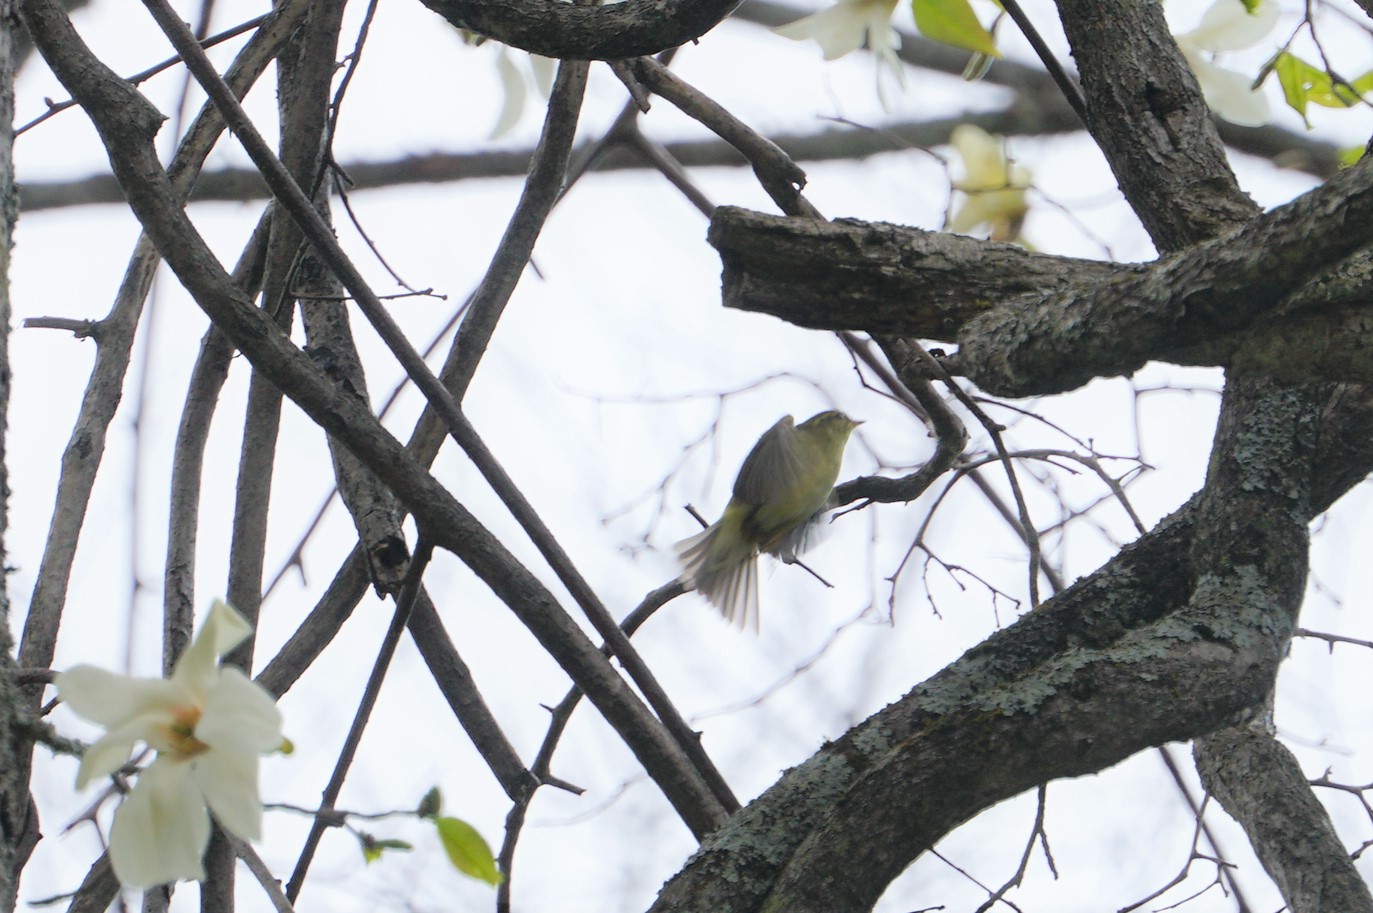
731 415 807 507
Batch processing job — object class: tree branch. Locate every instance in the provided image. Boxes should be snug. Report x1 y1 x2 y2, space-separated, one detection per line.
647 376 1373 912
708 206 1131 340
709 149 1373 398
22 0 730 840
1195 725 1373 913
1053 0 1257 249
414 0 742 60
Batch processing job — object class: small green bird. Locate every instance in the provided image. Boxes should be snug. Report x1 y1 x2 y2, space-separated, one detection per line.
676 410 860 630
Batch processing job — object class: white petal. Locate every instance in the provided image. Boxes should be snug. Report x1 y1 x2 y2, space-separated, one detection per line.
75 711 179 787
56 666 183 728
1184 0 1278 52
172 600 251 697
873 25 905 91
775 3 868 60
193 748 263 841
75 733 139 789
1188 53 1272 126
529 55 557 97
202 600 253 657
108 759 210 889
196 668 283 755
490 48 527 139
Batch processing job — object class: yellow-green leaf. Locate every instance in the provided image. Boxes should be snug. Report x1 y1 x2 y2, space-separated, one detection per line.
911 0 999 56
1274 52 1366 125
1349 69 1373 98
1338 145 1367 168
436 817 503 886
1274 52 1315 124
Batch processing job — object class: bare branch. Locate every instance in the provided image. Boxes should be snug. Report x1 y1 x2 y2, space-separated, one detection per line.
1196 726 1373 913
285 541 435 901
415 0 742 60
708 158 1373 396
23 0 728 837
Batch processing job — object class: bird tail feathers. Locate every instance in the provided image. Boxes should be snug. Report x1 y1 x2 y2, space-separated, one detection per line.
675 526 761 632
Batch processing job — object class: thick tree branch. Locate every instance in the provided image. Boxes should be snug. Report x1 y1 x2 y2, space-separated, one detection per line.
0 0 27 905
649 377 1373 912
710 149 1373 397
752 381 1318 913
415 0 742 59
1053 0 1257 250
1195 725 1373 913
757 609 1280 912
656 1 1370 908
954 156 1373 395
709 206 1131 339
1036 13 1338 913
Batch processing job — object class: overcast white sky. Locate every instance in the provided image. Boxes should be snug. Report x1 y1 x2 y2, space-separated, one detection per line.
9 1 1373 911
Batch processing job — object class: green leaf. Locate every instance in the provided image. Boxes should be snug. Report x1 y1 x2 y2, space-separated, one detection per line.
911 0 999 56
1274 52 1315 124
1240 0 1260 11
1338 145 1367 168
1349 69 1373 97
1274 52 1367 125
435 817 503 886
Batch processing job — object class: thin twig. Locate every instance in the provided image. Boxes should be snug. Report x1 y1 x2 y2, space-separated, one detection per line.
972 783 1053 913
20 316 98 335
15 12 271 135
226 829 296 913
629 57 820 219
284 540 435 901
1295 626 1373 651
833 336 968 508
133 13 736 822
997 0 1089 126
497 581 685 913
924 356 1046 606
1155 745 1253 913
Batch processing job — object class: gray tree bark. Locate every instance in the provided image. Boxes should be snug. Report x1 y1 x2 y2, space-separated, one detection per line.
648 1 1373 911
0 1 26 908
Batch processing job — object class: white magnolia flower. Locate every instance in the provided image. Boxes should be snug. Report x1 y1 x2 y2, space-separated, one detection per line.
775 0 906 99
1176 0 1280 126
949 124 1031 242
492 47 557 138
57 599 284 890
